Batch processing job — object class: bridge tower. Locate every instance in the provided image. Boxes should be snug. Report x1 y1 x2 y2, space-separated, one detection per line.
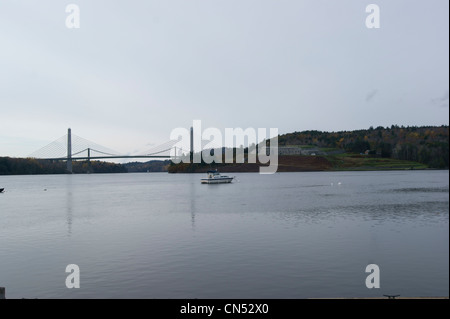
87 147 92 173
67 128 73 174
190 126 193 161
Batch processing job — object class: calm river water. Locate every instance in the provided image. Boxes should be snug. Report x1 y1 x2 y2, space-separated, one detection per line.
0 170 448 298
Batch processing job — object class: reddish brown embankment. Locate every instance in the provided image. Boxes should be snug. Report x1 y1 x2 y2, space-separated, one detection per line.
168 156 333 173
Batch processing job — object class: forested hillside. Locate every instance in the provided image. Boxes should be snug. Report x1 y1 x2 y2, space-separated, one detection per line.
0 157 126 175
278 125 449 168
124 160 171 172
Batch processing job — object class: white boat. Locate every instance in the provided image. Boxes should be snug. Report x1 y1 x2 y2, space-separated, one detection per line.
201 170 234 184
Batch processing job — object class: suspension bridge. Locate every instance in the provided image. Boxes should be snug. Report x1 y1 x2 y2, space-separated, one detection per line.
29 128 191 173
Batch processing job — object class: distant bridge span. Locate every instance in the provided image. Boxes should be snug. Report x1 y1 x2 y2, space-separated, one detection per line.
30 128 192 173
45 155 171 161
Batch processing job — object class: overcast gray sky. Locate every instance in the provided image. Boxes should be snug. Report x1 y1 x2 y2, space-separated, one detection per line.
0 0 448 157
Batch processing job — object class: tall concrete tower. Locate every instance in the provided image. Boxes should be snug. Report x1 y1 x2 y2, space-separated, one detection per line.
67 128 73 173
190 126 194 156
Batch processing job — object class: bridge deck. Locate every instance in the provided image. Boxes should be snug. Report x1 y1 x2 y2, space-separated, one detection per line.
40 155 171 161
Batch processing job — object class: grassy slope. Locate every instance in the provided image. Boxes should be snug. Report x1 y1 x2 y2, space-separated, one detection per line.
326 153 428 171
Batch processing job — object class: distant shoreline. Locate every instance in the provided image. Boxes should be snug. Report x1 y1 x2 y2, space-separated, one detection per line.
1 154 446 176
